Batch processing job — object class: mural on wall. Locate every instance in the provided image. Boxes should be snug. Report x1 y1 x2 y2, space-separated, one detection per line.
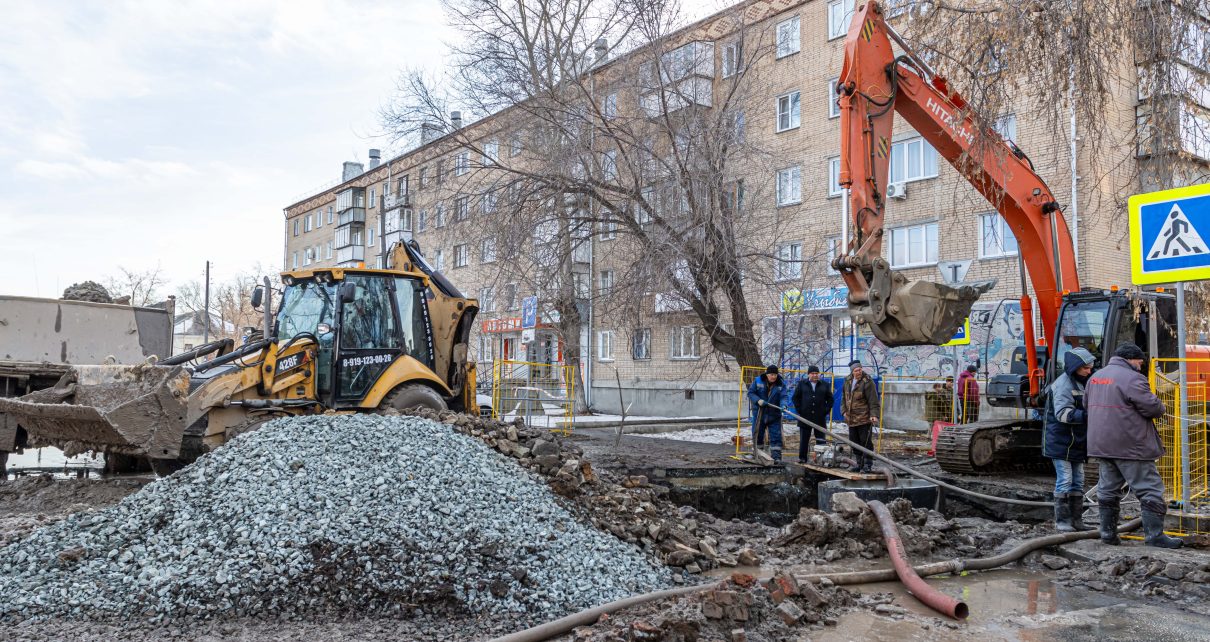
763 299 1027 379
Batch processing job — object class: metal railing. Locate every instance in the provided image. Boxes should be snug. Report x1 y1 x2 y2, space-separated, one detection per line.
491 360 576 435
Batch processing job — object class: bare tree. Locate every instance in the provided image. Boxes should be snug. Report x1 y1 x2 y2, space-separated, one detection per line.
384 0 802 386
103 266 167 307
176 266 269 342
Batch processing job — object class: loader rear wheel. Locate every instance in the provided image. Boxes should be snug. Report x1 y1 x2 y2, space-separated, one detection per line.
379 383 447 414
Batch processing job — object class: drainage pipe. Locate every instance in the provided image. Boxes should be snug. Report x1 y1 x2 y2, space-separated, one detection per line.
782 407 1066 508
489 584 712 642
869 499 969 619
797 517 1142 587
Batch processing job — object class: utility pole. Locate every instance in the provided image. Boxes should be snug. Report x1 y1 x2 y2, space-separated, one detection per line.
203 261 211 344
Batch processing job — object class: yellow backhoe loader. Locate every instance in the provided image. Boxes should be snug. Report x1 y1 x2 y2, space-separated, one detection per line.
0 241 479 475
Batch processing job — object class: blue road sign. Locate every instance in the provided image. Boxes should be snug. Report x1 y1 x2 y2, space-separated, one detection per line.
942 318 970 346
1130 184 1210 285
521 296 538 329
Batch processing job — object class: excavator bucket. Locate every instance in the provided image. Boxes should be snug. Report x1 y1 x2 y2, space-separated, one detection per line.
861 272 995 346
0 365 190 459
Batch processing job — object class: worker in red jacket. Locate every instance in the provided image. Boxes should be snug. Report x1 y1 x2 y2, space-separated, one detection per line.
956 364 980 423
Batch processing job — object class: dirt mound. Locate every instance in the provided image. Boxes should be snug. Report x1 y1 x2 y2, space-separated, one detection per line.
60 282 113 304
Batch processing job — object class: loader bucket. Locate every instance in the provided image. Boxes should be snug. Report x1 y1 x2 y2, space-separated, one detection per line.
0 365 190 459
862 277 995 347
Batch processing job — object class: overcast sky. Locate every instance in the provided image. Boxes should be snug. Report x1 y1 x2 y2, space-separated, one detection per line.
0 0 722 301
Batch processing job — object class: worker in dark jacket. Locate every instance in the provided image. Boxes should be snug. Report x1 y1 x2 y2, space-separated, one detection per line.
747 365 787 463
841 360 880 473
1044 347 1095 532
1085 342 1182 549
792 366 834 463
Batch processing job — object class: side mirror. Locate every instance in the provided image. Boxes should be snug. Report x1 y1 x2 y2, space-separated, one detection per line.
338 281 357 304
251 286 264 310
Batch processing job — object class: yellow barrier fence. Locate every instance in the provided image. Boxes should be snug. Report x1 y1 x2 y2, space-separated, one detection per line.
491 360 576 435
1149 359 1210 535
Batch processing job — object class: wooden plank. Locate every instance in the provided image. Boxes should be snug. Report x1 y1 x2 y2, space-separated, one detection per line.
792 461 885 481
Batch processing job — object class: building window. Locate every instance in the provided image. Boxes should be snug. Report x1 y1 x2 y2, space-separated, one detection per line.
776 16 800 58
369 188 375 208
367 227 375 247
398 175 409 195
776 166 801 206
828 77 841 118
572 273 591 299
455 152 469 176
600 215 618 240
453 244 469 267
597 331 615 361
828 0 856 40
603 93 618 119
889 136 939 184
482 140 499 165
889 222 939 268
599 269 615 293
481 237 497 263
776 91 801 132
419 166 429 188
304 215 312 233
828 157 842 196
435 160 445 184
482 190 497 214
722 41 742 77
826 236 841 275
326 241 334 260
509 134 523 157
733 111 745 144
303 247 312 266
417 209 428 232
632 328 652 360
291 252 299 269
993 113 1017 141
293 219 299 236
477 334 494 363
503 283 518 310
776 243 802 281
980 213 1019 258
455 197 470 222
400 209 413 232
601 149 618 181
435 204 446 227
315 210 323 228
479 286 495 312
670 326 700 359
435 249 445 272
327 206 333 224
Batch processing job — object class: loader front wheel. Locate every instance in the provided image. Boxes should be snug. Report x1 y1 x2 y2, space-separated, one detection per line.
379 383 447 414
149 435 207 477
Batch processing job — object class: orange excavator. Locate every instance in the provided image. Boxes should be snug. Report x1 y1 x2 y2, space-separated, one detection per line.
835 1 1201 473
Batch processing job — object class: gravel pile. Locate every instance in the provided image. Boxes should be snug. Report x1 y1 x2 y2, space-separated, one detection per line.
0 414 671 622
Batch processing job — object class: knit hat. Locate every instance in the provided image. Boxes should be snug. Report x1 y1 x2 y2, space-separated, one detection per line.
848 359 862 368
807 365 821 374
1114 342 1146 361
966 364 978 373
765 365 780 375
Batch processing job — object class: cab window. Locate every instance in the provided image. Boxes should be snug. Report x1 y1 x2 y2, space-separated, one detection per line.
394 277 432 366
340 276 399 350
1055 300 1110 367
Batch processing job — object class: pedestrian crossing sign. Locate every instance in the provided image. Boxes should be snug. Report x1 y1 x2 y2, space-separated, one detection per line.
1130 183 1210 285
941 318 970 346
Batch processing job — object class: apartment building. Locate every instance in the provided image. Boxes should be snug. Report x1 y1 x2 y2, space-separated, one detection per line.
283 0 1209 417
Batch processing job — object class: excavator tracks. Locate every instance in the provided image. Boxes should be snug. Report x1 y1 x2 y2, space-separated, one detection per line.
935 420 1050 474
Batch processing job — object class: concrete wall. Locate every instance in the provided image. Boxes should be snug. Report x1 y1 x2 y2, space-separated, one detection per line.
591 379 740 418
0 296 173 365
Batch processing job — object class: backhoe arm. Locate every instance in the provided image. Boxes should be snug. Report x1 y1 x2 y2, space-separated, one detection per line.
834 1 1079 356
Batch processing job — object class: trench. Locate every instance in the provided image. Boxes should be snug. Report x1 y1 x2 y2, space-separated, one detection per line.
665 481 813 527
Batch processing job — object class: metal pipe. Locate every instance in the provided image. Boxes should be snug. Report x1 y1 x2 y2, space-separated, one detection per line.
868 499 969 620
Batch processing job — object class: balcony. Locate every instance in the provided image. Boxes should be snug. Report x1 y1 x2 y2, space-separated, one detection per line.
336 246 366 266
384 192 411 209
334 223 365 249
337 208 366 226
335 187 366 213
639 41 714 117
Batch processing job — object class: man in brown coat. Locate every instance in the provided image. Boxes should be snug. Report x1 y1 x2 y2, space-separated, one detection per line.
841 359 880 472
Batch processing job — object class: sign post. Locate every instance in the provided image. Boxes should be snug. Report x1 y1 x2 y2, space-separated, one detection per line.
520 295 538 346
1129 183 1210 507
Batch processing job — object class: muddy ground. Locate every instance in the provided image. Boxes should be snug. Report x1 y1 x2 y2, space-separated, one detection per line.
3 422 1210 641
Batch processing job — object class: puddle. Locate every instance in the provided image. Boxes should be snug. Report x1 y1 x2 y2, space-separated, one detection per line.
815 568 1210 641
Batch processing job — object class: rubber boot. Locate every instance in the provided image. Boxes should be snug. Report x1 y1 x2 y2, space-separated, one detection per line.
1054 495 1074 532
1098 503 1121 545
848 451 863 472
1067 493 1092 531
1142 511 1184 549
